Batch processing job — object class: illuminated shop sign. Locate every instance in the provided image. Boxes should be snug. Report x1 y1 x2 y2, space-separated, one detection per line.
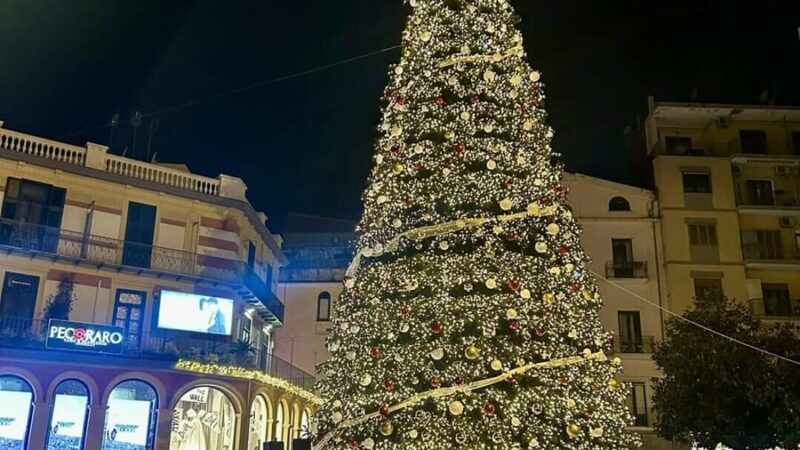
46 320 125 355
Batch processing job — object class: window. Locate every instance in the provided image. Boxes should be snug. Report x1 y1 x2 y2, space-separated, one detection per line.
608 197 631 212
665 137 693 155
0 272 40 321
688 223 718 246
610 239 635 278
793 132 800 155
103 380 158 450
694 278 723 300
617 311 643 353
46 380 89 450
275 401 286 442
682 172 712 193
745 180 774 206
739 130 767 154
122 202 157 269
0 375 34 450
626 383 649 427
241 315 252 343
113 290 146 350
300 409 311 439
169 386 235 450
317 292 332 322
0 178 66 253
742 230 783 260
762 284 792 317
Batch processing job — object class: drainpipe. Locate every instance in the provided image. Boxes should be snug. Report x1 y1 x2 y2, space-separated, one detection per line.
650 199 667 341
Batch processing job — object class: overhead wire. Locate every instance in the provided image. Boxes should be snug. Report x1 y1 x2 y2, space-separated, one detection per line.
592 270 800 366
57 43 402 140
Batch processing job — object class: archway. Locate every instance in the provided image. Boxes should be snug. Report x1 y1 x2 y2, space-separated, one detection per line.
0 375 34 450
45 379 90 450
169 386 236 450
102 380 158 450
248 395 268 450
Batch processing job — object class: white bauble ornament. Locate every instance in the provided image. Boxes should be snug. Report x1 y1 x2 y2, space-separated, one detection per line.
332 412 343 423
520 289 531 299
376 195 387 204
359 374 372 386
483 70 496 82
362 438 375 449
510 74 523 86
430 348 445 361
346 351 356 360
485 278 497 289
511 417 522 427
590 427 604 438
486 160 497 170
490 359 503 371
392 218 402 228
408 430 418 439
439 241 450 250
535 242 547 253
394 66 404 75
546 223 560 235
506 309 518 319
500 198 513 211
530 71 541 82
419 31 432 42
460 111 471 120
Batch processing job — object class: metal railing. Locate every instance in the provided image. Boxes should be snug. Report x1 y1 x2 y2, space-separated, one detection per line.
0 316 314 389
736 189 800 209
611 335 657 354
0 218 242 281
605 261 648 279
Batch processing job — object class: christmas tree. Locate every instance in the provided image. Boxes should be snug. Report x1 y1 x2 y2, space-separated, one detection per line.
314 1 640 449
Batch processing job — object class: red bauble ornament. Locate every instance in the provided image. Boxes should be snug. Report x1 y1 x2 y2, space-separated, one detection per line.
470 94 481 104
431 377 441 388
395 96 406 106
430 321 444 334
559 246 569 255
405 197 414 206
371 347 381 358
570 282 581 292
506 375 516 384
379 405 390 416
534 327 546 337
384 378 395 391
508 279 521 291
506 179 515 188
358 223 367 232
508 319 520 331
455 143 466 154
484 403 496 415
454 376 465 385
414 162 423 171
435 96 445 106
391 145 402 155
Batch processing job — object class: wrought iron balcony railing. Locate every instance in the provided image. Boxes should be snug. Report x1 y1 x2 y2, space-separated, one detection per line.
605 261 648 279
0 218 284 322
611 335 657 354
0 315 314 388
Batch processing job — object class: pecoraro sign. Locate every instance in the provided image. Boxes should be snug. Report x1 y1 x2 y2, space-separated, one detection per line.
46 319 126 355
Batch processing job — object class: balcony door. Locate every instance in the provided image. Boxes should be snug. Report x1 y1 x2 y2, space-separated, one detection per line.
612 239 634 278
0 272 40 323
618 311 643 353
745 180 774 206
113 289 146 349
0 178 65 253
122 202 156 268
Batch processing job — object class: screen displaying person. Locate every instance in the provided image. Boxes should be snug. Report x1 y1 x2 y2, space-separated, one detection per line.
199 298 228 335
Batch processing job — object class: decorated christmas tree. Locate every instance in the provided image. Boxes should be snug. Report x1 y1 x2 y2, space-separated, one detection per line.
314 1 640 449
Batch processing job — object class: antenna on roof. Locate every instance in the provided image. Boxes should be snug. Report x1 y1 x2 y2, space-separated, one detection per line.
107 111 120 151
130 111 143 160
146 118 160 162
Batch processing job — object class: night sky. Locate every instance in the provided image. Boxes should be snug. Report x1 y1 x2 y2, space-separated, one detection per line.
1 1 798 231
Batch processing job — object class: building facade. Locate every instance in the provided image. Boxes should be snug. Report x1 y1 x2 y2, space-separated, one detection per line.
0 122 317 450
644 99 800 322
276 176 671 450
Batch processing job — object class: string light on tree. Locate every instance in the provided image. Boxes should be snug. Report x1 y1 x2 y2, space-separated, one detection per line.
314 0 640 449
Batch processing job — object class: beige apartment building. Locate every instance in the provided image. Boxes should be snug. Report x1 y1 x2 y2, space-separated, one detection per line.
0 122 317 450
645 99 800 322
276 174 671 450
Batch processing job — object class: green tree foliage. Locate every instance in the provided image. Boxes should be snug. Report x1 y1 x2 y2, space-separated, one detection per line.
652 293 800 449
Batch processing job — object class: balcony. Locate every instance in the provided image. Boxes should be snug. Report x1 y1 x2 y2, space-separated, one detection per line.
653 139 800 159
748 299 800 323
741 237 800 270
611 335 657 354
0 218 284 323
605 261 648 279
0 316 314 388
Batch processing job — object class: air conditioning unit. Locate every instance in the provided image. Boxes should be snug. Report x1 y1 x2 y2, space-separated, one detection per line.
779 216 797 228
715 116 731 128
775 166 793 177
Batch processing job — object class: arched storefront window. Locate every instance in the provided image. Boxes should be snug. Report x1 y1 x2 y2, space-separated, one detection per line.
274 402 285 442
170 386 236 450
299 409 311 439
0 375 34 450
46 380 90 450
102 380 158 450
248 396 268 450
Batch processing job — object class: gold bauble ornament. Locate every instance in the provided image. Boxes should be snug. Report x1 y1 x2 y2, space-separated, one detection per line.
444 130 456 140
380 421 394 436
543 292 555 303
510 74 523 86
506 308 518 319
449 401 465 416
393 163 405 174
609 379 620 390
582 290 595 300
534 242 547 253
567 424 581 438
484 70 496 82
590 427 604 438
420 31 432 42
500 198 513 211
465 345 481 360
